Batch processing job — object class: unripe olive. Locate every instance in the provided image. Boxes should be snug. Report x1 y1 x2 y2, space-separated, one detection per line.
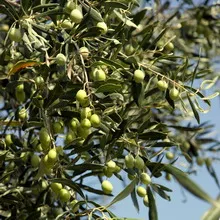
140 172 151 185
103 166 113 178
61 19 73 29
169 88 179 101
114 165 121 173
18 108 27 120
181 142 190 152
31 154 40 168
35 76 44 87
101 180 113 194
65 1 75 14
76 89 89 106
77 126 90 139
128 173 135 180
134 156 145 170
137 186 147 197
53 121 63 134
196 156 204 166
166 151 174 160
47 149 57 163
205 158 212 167
43 155 53 169
65 131 76 144
81 107 92 119
93 68 106 81
143 195 149 207
15 90 26 103
9 28 22 42
39 128 51 151
56 53 66 66
124 44 135 56
125 154 135 168
70 118 80 130
81 118 91 129
16 83 24 92
165 42 174 51
97 22 108 34
165 173 172 181
90 114 101 128
5 134 13 146
51 182 63 194
70 9 83 24
134 70 145 83
106 160 116 172
59 188 71 202
70 199 79 212
79 47 90 59
157 80 168 91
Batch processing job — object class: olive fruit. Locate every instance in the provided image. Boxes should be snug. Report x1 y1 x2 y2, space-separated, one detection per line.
169 88 179 101
137 186 147 197
205 158 212 167
165 42 174 51
70 118 80 130
76 89 89 106
134 156 145 170
101 180 113 194
140 172 151 185
81 118 91 129
103 166 113 178
143 195 149 207
16 84 24 92
124 44 135 56
18 108 27 120
51 182 63 194
81 107 92 119
96 22 108 34
61 19 72 29
134 70 145 83
157 80 168 91
90 114 101 128
181 142 190 152
79 47 89 59
31 154 40 168
65 1 75 14
70 199 79 212
125 154 135 168
70 9 83 24
5 134 13 146
65 132 76 144
9 28 22 42
77 126 90 139
166 151 174 160
196 156 204 166
56 53 66 66
93 68 106 81
106 160 116 172
165 173 172 181
47 149 57 163
39 128 51 151
53 121 63 134
35 76 44 87
15 89 25 103
59 188 71 202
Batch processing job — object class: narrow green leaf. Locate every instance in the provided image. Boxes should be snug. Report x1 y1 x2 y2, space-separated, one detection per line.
165 164 216 205
131 188 140 213
187 95 200 124
107 178 137 207
148 187 158 220
151 184 171 201
81 3 103 22
96 83 122 93
102 1 128 10
139 131 167 140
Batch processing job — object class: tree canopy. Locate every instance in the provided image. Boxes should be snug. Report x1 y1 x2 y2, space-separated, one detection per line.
0 0 220 219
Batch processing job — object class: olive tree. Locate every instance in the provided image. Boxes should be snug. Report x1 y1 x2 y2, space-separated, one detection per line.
0 0 219 219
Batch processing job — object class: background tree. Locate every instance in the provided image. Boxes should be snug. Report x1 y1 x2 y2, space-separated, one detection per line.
0 0 219 219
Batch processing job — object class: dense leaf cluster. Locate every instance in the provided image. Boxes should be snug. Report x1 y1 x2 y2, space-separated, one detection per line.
0 0 219 219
